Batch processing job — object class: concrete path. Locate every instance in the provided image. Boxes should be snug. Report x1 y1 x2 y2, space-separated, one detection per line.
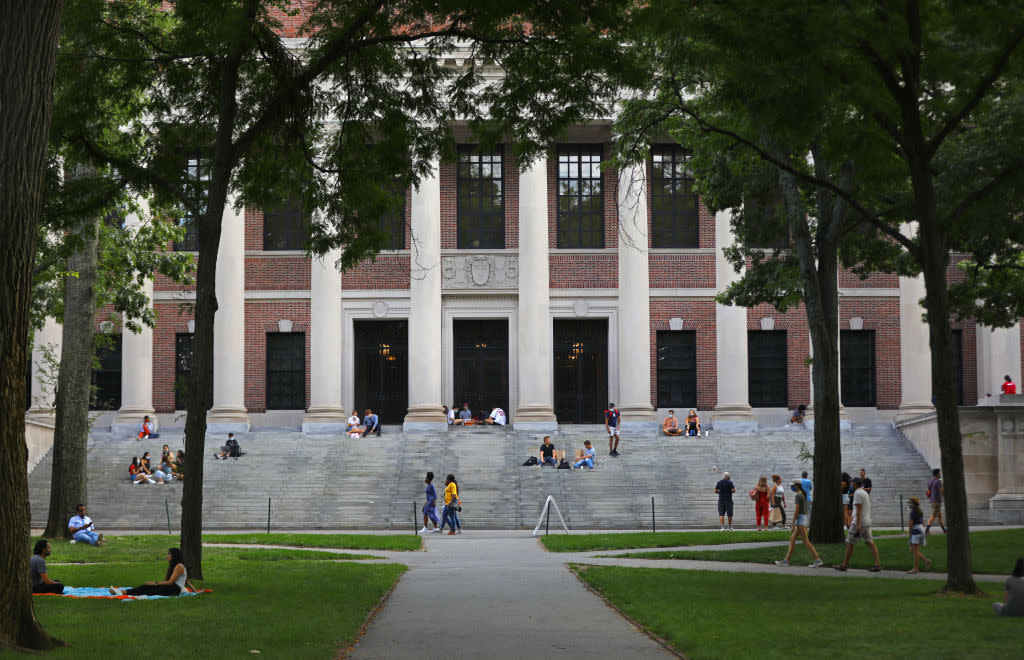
344 531 675 660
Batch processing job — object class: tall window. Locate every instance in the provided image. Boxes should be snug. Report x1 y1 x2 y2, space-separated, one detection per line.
557 145 604 248
748 330 788 407
651 145 699 248
266 332 305 410
457 145 504 249
175 333 212 411
656 331 697 408
263 193 309 250
376 195 406 250
743 191 790 249
175 153 207 251
841 330 876 407
90 334 122 411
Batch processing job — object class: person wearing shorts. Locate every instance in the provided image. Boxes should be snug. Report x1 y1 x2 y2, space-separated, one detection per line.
774 480 823 567
926 468 946 534
604 403 621 456
714 472 735 530
834 477 881 572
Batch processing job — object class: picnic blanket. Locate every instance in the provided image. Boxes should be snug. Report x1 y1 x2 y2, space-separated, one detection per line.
36 587 211 601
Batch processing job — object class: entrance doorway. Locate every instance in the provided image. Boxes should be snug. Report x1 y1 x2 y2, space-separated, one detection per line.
354 320 408 423
553 319 608 423
453 319 509 420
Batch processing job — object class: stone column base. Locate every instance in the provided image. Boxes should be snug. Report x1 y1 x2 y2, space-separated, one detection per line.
302 408 348 434
990 493 1024 511
513 404 558 431
712 404 757 432
111 408 157 435
403 405 448 432
206 407 250 434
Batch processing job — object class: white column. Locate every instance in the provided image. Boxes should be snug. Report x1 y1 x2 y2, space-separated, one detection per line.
515 156 557 430
303 248 345 432
616 163 656 428
207 195 250 432
713 209 756 430
897 248 933 420
977 323 1021 405
27 317 62 416
113 204 156 432
403 160 446 430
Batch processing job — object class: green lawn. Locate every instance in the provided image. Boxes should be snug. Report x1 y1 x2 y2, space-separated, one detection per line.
33 545 405 658
205 532 422 551
573 565 1017 659
610 528 1024 574
540 529 901 552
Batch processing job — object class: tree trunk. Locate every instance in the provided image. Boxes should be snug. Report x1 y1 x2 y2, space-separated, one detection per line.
0 0 64 651
43 212 100 539
919 221 978 594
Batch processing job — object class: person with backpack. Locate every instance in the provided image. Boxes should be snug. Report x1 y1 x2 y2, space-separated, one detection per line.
214 433 242 460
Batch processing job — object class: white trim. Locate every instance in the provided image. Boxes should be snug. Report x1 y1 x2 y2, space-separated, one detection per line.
648 248 718 255
839 288 899 297
549 248 617 256
549 295 620 407
341 297 412 413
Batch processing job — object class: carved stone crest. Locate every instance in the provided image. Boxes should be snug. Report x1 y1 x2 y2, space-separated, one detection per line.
441 255 518 289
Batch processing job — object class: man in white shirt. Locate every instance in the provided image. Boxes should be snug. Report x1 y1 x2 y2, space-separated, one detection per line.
68 503 105 546
485 407 506 425
833 477 880 572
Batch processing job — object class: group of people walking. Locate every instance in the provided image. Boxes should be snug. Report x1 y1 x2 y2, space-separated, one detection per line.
419 472 463 535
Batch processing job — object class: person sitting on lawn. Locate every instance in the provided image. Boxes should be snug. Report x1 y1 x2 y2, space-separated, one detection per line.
685 410 701 436
993 557 1024 616
214 433 242 460
30 540 64 594
68 504 105 546
485 407 506 425
110 547 195 597
662 410 682 436
572 440 596 471
361 409 381 437
791 403 807 424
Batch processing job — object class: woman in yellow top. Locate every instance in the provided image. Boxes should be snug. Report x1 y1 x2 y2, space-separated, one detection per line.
438 474 462 535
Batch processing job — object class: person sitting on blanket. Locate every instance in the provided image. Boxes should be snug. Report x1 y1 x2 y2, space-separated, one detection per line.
31 540 64 594
68 504 105 546
110 547 195 597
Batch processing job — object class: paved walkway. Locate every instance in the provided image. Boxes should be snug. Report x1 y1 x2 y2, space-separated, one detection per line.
208 529 1009 659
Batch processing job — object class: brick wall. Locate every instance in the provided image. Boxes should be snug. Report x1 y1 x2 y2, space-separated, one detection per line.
839 299 901 409
152 300 195 413
342 255 411 289
649 254 716 288
747 304 811 408
244 301 311 413
245 255 311 290
649 300 718 410
550 255 617 288
839 267 897 288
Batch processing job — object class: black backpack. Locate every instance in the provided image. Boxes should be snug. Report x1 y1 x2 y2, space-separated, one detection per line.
522 456 539 466
557 458 570 469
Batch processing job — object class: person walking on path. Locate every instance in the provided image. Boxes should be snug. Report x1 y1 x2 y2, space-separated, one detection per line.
770 474 787 529
604 403 621 456
715 471 735 530
993 558 1024 616
926 468 947 534
774 479 823 567
439 474 462 535
753 475 771 531
30 540 64 594
419 472 440 534
841 472 853 530
906 497 932 573
833 477 882 572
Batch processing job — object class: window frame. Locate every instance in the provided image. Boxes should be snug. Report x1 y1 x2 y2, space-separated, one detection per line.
748 330 788 408
650 145 699 248
90 334 122 411
556 144 605 249
840 329 877 407
262 192 310 251
656 330 698 408
174 151 207 252
456 144 505 249
265 332 306 410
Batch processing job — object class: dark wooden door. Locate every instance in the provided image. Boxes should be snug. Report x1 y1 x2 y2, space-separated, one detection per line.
553 319 608 423
355 320 408 423
452 320 509 419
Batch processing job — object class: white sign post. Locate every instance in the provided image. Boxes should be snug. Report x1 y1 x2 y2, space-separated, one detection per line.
532 495 569 536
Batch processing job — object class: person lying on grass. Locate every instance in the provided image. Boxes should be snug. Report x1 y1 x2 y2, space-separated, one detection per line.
110 547 195 597
774 479 823 567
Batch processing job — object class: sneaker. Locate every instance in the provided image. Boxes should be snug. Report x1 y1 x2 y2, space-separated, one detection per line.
447 530 456 535
809 559 824 568
774 559 790 566
429 528 440 533
419 527 429 533
728 527 734 531
609 450 615 456
868 565 883 572
457 529 463 534
832 564 848 571
588 467 595 471
720 526 726 531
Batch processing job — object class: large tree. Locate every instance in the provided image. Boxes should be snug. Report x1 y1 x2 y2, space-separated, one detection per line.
0 0 65 652
601 0 1024 592
61 0 618 578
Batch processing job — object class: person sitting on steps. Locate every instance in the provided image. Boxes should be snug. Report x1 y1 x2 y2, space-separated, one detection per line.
137 415 156 441
573 440 596 471
539 435 557 467
453 403 473 425
791 403 807 424
685 410 701 436
485 407 506 425
361 408 381 437
663 410 682 436
214 433 243 460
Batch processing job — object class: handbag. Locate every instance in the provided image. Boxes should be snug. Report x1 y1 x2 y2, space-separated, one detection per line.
769 507 783 523
748 489 757 501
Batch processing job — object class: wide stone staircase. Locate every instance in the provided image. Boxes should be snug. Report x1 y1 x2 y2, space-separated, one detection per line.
28 424 934 531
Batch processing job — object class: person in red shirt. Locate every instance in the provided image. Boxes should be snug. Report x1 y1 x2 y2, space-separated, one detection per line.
1002 375 1017 395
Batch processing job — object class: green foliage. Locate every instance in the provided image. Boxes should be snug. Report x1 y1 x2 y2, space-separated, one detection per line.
574 565 1011 659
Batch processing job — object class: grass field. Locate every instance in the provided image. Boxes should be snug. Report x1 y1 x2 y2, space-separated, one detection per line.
205 532 422 551
539 529 902 552
573 565 1018 659
609 528 1024 574
32 544 404 658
